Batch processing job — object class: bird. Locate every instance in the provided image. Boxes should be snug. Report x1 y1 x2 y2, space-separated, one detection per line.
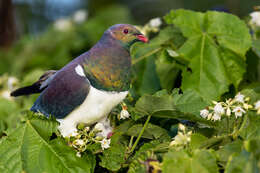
11 24 148 137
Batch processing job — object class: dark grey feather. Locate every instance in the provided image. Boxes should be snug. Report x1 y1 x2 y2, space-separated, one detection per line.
10 70 56 97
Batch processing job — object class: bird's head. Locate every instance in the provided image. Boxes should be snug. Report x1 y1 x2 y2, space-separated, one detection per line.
106 24 148 49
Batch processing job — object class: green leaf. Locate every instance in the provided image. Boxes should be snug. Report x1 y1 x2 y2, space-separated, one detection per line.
128 140 169 173
131 55 161 96
131 26 185 63
126 123 171 141
99 137 127 171
165 10 251 100
0 117 95 173
134 90 213 125
162 149 218 173
216 140 243 166
199 136 229 149
114 120 136 134
190 133 208 150
241 88 260 104
225 150 258 173
0 98 20 132
239 111 260 140
172 88 209 115
244 138 260 159
134 91 175 116
155 50 181 91
130 26 185 96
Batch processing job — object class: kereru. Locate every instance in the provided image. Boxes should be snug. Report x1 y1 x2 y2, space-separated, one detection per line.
11 24 148 137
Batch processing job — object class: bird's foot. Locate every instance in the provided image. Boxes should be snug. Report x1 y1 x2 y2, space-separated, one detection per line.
95 118 113 139
107 132 113 139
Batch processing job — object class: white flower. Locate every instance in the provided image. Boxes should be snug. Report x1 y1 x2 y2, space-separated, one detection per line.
170 130 192 147
178 124 186 131
54 18 72 31
212 113 221 121
243 103 253 110
170 132 186 146
7 77 18 90
70 131 79 137
214 103 225 115
1 90 12 100
200 109 209 118
207 113 213 120
250 12 260 27
226 107 231 116
75 139 84 146
76 152 81 157
84 126 90 132
234 92 245 103
254 100 260 109
100 138 111 150
232 106 246 118
149 17 162 28
120 109 130 119
73 10 87 23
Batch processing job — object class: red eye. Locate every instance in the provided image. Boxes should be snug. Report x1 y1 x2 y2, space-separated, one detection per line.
123 29 128 34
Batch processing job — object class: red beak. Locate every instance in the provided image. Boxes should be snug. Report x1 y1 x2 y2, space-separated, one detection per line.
136 34 149 43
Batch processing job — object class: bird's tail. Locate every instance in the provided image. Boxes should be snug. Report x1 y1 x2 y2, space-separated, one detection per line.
10 70 56 97
10 83 43 97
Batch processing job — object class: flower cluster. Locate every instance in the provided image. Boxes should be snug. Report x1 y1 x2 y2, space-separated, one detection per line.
170 124 192 150
200 92 260 121
135 17 162 37
67 122 112 157
250 11 260 27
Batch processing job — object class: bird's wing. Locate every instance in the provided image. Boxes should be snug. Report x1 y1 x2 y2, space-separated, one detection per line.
11 70 57 97
31 63 90 119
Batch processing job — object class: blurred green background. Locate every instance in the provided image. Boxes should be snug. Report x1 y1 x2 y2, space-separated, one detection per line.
0 0 258 76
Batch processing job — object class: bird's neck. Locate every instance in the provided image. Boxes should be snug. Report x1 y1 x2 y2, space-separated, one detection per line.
82 36 131 92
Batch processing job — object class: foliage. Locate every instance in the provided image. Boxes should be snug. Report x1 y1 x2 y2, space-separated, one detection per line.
1 8 260 173
0 5 133 77
0 115 95 173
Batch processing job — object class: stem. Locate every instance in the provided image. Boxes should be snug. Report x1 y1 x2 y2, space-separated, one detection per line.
132 48 161 65
231 114 248 139
227 117 230 134
130 115 151 153
238 113 248 134
128 136 134 148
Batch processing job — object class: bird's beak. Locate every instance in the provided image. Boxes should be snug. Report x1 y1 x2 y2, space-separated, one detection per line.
135 34 149 43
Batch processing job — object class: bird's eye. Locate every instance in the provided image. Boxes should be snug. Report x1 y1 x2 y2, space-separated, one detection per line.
123 29 128 34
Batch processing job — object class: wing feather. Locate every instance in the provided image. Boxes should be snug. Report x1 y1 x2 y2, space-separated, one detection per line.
31 64 90 119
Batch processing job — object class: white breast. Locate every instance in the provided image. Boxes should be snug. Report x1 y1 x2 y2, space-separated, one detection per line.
57 86 128 137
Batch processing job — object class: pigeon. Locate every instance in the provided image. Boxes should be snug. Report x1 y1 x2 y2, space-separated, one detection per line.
11 24 148 137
